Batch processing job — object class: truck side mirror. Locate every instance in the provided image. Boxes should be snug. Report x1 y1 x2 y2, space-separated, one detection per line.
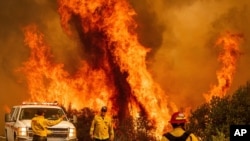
5 113 12 122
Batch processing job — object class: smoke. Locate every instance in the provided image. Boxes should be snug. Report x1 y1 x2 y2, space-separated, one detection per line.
129 0 250 107
0 0 60 135
1 0 250 135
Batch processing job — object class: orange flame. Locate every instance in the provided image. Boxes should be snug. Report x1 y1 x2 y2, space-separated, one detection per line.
17 0 173 138
204 32 242 102
19 25 113 110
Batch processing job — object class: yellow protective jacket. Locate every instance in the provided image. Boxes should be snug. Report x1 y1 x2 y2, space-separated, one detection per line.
161 127 199 141
31 115 63 137
90 115 114 140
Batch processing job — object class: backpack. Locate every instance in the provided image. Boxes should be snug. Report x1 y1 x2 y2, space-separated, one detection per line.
163 131 192 141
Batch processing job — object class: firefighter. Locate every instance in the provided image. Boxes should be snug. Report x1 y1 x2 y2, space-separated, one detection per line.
31 109 65 141
161 112 199 141
90 106 114 141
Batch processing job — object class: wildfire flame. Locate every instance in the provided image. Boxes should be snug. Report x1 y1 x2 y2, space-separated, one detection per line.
204 32 242 102
16 0 243 139
20 25 115 110
18 0 172 138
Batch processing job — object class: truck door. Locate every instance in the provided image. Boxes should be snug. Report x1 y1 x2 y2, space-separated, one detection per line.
6 107 20 141
5 107 16 140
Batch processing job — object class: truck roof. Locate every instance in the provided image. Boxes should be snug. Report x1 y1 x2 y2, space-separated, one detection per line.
13 102 62 109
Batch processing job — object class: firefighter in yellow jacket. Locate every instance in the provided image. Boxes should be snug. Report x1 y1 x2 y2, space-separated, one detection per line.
90 106 114 141
161 112 199 141
31 109 65 141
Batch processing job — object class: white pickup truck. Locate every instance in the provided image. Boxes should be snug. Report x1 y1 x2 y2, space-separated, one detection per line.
4 102 77 141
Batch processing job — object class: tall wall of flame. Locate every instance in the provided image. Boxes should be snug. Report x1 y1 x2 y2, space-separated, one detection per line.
1 0 250 136
16 0 172 137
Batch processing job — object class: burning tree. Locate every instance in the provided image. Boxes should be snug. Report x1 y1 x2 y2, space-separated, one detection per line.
18 0 172 139
15 0 244 140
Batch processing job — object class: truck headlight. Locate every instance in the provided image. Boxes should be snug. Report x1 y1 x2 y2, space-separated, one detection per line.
17 127 27 136
68 128 76 138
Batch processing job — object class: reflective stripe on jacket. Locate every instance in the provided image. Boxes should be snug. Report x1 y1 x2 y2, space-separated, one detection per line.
161 127 199 141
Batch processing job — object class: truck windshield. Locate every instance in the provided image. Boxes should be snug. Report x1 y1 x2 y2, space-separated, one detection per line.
19 108 67 120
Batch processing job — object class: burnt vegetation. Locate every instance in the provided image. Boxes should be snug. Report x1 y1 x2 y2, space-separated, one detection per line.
64 81 250 141
65 106 157 141
187 81 250 141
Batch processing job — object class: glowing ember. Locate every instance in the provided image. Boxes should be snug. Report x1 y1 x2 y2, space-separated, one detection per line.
204 32 242 102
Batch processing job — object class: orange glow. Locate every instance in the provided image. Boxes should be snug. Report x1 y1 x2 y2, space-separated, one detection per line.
4 105 10 113
204 32 242 102
16 0 243 139
17 0 173 138
19 25 113 110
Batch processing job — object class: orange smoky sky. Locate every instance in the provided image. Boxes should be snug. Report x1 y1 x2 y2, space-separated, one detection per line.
1 0 250 135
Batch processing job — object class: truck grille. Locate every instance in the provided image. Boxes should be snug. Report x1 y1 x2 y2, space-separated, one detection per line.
29 128 68 138
48 128 68 138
